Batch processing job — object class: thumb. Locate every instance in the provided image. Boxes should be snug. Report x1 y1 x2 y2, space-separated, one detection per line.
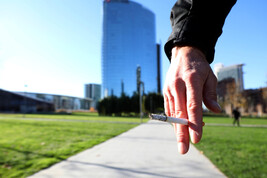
203 71 221 113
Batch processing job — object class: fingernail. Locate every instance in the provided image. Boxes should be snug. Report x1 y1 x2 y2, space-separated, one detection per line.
178 142 187 154
190 130 200 144
214 101 222 111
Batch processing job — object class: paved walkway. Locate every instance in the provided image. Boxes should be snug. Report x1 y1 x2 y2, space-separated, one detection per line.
29 121 225 178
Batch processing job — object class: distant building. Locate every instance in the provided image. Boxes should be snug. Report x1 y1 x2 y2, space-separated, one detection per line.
215 63 244 115
217 77 236 100
23 92 92 112
217 78 238 115
102 0 157 97
0 89 54 113
215 63 267 116
85 84 101 109
156 43 161 94
214 63 244 91
0 88 93 113
242 87 267 116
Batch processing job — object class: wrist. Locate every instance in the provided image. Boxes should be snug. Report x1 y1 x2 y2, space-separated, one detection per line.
171 46 206 63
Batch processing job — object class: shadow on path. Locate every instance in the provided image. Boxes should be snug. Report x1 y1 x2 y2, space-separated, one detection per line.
66 160 174 178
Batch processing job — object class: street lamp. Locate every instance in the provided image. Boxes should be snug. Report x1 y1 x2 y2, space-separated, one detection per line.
136 66 144 123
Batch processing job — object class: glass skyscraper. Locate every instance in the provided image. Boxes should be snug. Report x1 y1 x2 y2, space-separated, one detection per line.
214 63 244 91
102 0 157 97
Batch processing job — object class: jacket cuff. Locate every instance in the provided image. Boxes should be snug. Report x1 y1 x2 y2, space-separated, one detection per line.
165 0 237 64
164 36 215 64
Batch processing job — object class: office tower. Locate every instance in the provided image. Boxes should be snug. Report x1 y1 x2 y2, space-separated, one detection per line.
157 43 161 94
214 63 244 91
85 84 101 108
102 0 157 97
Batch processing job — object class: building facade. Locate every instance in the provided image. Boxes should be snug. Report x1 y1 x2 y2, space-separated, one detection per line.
85 83 101 109
0 88 92 113
215 63 267 116
102 0 157 97
214 63 244 91
20 92 92 112
0 89 54 113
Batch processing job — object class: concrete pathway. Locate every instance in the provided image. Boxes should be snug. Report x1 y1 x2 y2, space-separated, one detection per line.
29 121 225 178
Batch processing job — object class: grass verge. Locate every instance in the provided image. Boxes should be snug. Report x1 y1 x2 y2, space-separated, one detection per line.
195 125 267 178
0 114 139 178
0 112 148 123
203 115 267 125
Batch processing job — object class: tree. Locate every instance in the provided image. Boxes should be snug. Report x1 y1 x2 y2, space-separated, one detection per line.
98 92 165 116
144 92 164 113
130 92 140 114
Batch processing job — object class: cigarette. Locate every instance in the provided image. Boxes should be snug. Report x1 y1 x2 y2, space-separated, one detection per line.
149 114 188 125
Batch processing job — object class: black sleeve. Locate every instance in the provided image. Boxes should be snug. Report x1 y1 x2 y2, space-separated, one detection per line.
164 0 237 64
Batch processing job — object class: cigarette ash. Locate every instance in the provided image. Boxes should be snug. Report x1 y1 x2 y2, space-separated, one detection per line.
149 114 168 122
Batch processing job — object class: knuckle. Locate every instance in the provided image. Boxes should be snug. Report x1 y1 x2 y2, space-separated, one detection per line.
188 102 199 112
173 124 187 142
204 91 217 100
183 68 207 85
174 110 187 118
168 97 174 103
175 132 187 143
184 71 200 83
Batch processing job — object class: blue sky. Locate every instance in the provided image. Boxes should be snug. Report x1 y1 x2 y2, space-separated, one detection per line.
0 0 266 97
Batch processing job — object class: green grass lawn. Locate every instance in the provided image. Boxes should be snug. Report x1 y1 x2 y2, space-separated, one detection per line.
203 115 267 125
0 112 148 123
195 125 267 178
0 113 139 178
1 113 266 178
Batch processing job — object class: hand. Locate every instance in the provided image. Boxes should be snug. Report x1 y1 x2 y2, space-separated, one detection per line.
163 46 221 154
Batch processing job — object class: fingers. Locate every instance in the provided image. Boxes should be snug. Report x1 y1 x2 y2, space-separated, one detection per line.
164 79 189 154
203 71 221 113
164 93 170 116
184 72 204 144
172 80 189 154
163 46 212 154
164 90 174 116
173 122 189 154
